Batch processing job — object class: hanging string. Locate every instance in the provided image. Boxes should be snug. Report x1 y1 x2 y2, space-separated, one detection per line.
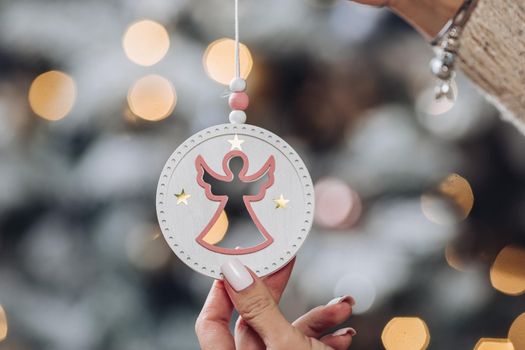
234 0 241 79
228 0 248 124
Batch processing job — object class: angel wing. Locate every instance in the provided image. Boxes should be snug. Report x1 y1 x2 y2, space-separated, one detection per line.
195 151 275 202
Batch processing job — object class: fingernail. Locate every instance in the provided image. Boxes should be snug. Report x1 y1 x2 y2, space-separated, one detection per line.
326 295 355 306
220 258 254 292
333 327 357 337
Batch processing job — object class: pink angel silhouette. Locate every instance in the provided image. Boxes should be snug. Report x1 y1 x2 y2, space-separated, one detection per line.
195 150 275 255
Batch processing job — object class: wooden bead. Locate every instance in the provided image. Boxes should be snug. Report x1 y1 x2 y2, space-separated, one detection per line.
229 110 247 124
229 92 249 111
229 77 247 92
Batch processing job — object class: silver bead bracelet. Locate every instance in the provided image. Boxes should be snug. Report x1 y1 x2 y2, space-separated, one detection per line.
429 0 479 100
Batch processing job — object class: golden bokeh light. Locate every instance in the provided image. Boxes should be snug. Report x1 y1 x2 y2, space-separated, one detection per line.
203 38 253 85
474 339 514 350
202 210 229 245
28 70 76 121
381 317 430 350
509 313 525 350
445 243 466 272
0 305 7 342
490 245 525 296
126 227 171 271
127 74 177 121
123 19 170 66
421 173 474 225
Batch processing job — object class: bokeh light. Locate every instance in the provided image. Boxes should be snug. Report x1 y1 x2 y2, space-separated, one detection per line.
0 305 7 342
127 74 177 121
416 81 458 116
126 227 171 271
28 70 76 121
334 274 376 314
203 38 253 85
381 317 430 350
314 177 362 229
445 243 466 272
490 245 525 296
474 339 515 350
509 313 525 350
421 173 474 225
202 210 229 245
123 20 170 66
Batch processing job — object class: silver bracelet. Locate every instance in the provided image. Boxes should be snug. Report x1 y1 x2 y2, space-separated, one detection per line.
429 0 478 100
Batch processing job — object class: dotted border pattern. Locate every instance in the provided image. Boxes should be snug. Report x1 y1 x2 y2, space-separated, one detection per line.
156 123 315 278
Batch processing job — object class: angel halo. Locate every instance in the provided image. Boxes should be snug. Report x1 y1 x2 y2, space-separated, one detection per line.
155 0 314 278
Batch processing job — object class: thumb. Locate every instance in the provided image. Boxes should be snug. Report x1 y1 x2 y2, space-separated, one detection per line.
220 258 299 348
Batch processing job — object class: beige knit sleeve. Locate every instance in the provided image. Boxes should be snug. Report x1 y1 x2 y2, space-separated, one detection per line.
458 0 525 132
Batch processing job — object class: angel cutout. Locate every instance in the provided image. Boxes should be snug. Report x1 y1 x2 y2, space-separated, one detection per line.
195 150 276 255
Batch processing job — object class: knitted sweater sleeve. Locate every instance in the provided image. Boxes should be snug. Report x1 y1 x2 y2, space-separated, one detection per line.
458 0 525 132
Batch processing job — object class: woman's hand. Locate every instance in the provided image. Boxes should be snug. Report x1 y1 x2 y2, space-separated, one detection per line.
349 0 465 39
196 258 355 350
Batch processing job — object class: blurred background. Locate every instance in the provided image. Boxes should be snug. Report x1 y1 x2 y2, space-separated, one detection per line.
0 0 525 349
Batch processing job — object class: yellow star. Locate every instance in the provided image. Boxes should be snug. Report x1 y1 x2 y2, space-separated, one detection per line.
227 134 245 150
273 194 290 209
175 189 191 205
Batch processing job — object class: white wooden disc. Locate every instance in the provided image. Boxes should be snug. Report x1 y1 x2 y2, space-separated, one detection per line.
156 123 314 278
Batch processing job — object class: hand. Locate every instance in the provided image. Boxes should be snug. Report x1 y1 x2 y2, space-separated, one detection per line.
196 258 355 350
348 0 465 39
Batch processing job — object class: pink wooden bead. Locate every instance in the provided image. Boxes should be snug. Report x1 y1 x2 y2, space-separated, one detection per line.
228 92 249 111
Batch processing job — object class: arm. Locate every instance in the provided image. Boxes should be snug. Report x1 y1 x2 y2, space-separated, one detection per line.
458 0 525 132
353 0 525 132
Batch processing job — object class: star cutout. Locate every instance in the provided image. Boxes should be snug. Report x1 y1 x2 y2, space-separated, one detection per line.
175 189 191 205
227 134 245 151
273 194 290 209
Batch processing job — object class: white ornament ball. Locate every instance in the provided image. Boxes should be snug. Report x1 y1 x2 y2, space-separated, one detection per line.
229 110 247 124
229 78 247 92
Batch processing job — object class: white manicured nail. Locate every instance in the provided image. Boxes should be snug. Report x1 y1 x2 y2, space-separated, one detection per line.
326 295 355 306
220 258 254 292
333 327 357 337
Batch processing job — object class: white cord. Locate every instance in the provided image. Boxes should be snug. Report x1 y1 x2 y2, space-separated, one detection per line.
234 0 241 79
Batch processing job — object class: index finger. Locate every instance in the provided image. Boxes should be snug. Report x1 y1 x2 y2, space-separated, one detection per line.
195 280 235 350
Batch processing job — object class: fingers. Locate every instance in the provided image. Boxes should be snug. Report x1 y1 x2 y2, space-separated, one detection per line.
264 258 296 300
234 259 296 349
293 296 354 338
320 328 356 350
195 280 235 350
221 258 304 347
349 0 390 7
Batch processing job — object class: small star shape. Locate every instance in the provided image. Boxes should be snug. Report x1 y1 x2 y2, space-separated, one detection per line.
175 189 191 205
228 134 245 151
273 194 290 209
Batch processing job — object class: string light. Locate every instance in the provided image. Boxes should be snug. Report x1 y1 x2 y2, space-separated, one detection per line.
123 20 170 66
334 274 376 314
314 178 362 229
474 339 515 350
509 313 525 350
0 305 7 342
126 227 171 270
490 245 525 295
127 74 177 121
28 70 76 121
381 317 430 350
445 243 466 272
202 210 229 245
203 38 253 85
421 173 474 225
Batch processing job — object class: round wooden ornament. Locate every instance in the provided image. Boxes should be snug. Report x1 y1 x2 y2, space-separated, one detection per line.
156 123 314 278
